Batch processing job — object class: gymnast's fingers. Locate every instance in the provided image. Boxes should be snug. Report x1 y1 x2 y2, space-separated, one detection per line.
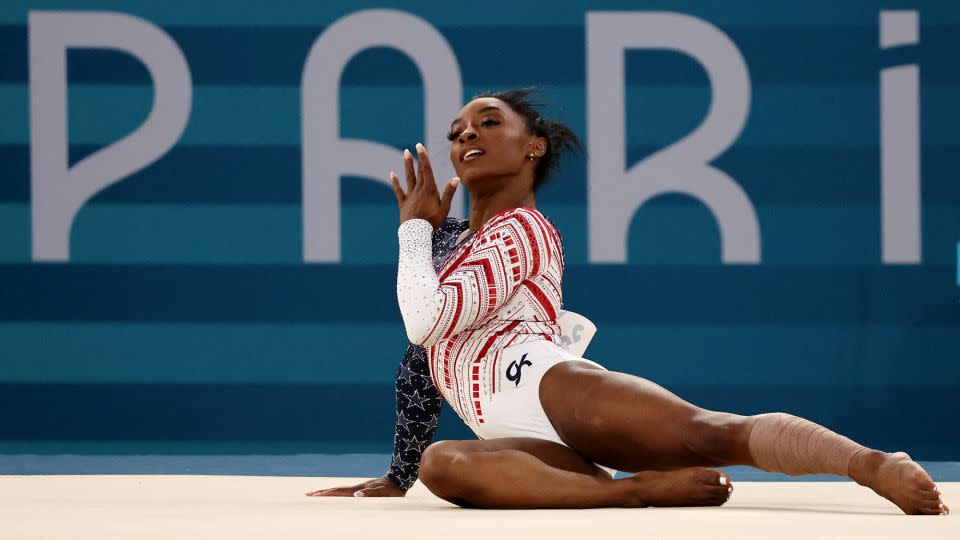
389 172 405 203
415 145 425 192
354 484 405 498
416 143 436 194
306 482 366 497
439 177 459 218
306 486 351 496
403 148 417 193
353 485 384 497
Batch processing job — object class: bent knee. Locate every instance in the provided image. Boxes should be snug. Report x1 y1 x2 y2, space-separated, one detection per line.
419 441 469 493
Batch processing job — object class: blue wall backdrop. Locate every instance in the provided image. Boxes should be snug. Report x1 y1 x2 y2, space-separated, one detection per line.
0 0 958 460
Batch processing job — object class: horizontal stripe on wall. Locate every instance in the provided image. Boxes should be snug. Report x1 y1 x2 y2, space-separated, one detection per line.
0 441 396 455
4 0 960 27
0 264 957 324
0 323 956 386
1 145 960 206
3 203 960 266
0 24 956 86
3 84 960 146
1 382 958 460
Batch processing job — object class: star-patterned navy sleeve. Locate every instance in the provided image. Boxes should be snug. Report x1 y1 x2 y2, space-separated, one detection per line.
385 344 443 490
385 217 470 490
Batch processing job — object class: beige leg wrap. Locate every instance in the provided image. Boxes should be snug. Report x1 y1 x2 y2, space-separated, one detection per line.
747 413 866 477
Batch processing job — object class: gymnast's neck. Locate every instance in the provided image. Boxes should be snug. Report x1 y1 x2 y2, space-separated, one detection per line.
465 173 537 233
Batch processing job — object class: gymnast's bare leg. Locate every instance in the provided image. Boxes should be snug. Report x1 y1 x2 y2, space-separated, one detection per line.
421 361 946 514
419 437 731 509
532 361 948 516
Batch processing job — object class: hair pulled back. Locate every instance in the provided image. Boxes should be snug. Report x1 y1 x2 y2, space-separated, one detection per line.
474 87 583 190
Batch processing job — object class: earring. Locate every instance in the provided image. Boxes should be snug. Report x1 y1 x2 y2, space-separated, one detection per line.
528 153 537 160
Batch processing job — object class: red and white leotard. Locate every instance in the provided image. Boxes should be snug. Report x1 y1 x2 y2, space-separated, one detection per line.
396 207 564 427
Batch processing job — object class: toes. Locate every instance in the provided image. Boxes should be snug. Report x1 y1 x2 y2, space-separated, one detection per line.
715 473 734 493
909 469 935 489
692 469 715 483
919 507 943 515
696 469 729 487
910 496 948 515
701 490 728 507
706 485 731 503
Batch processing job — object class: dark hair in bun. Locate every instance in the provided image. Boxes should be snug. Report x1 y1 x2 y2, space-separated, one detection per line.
474 87 584 190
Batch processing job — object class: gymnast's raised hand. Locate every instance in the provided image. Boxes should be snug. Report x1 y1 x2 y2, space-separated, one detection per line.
390 143 459 229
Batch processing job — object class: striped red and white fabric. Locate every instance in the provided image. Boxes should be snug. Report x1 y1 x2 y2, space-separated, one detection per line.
397 206 564 426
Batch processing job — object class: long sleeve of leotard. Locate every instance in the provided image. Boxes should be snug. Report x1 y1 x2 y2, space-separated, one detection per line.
385 343 443 490
383 218 466 490
397 208 558 347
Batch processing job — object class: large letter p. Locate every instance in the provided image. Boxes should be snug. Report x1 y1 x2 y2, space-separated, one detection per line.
29 11 191 261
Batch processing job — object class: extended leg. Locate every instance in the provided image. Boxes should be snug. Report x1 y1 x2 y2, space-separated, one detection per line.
749 412 948 515
418 437 731 509
539 361 948 515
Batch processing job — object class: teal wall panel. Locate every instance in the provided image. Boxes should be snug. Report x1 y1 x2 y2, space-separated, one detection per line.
0 0 957 458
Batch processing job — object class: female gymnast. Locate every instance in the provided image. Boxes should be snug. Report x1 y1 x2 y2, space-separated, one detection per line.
308 89 948 515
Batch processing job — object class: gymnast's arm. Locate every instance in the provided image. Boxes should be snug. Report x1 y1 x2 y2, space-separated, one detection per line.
384 344 443 490
305 344 442 497
306 217 463 498
397 208 556 346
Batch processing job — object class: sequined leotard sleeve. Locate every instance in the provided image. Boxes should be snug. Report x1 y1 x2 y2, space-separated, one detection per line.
385 343 442 490
385 218 470 490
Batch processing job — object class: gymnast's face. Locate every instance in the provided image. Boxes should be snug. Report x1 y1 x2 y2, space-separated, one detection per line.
447 98 545 191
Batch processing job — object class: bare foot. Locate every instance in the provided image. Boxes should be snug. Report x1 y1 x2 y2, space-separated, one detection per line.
850 450 949 515
621 468 732 508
